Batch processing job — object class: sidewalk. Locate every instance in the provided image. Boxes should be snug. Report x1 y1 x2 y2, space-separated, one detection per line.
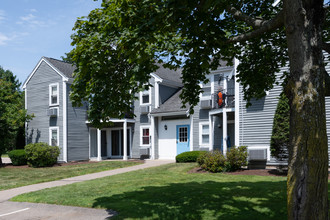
0 160 174 203
1 157 11 164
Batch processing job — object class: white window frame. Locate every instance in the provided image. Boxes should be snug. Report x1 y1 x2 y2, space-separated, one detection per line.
199 122 210 147
199 75 212 100
140 88 151 105
140 126 151 146
49 83 59 106
49 126 59 147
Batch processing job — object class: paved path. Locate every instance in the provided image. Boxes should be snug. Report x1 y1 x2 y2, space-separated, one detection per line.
0 159 174 219
0 160 174 202
0 201 115 220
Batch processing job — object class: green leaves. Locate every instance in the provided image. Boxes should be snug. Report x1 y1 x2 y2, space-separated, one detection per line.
0 69 31 155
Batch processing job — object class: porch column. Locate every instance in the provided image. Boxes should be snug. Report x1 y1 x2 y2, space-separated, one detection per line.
223 108 228 156
97 129 102 161
150 115 155 160
123 119 128 160
234 58 240 146
209 114 213 151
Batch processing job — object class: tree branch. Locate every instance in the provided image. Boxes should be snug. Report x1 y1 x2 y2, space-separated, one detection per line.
227 10 284 43
227 7 265 28
322 42 330 54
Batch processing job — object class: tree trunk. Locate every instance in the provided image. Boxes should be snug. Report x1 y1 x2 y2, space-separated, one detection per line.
284 0 329 219
0 155 2 167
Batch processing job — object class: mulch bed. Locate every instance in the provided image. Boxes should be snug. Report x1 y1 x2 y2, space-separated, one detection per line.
189 167 330 179
188 167 287 177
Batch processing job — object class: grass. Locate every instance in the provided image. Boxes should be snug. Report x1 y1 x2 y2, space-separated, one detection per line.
12 163 289 220
2 154 8 158
0 161 141 191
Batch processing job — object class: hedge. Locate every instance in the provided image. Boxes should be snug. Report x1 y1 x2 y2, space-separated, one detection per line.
176 151 207 163
25 143 60 167
8 149 27 166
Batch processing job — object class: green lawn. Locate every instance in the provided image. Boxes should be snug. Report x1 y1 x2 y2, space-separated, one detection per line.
12 163 289 220
0 161 141 191
2 154 8 158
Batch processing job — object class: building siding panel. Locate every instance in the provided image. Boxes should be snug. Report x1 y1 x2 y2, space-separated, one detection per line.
26 61 64 160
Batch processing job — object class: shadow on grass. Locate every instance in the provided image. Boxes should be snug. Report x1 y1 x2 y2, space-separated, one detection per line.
93 180 287 220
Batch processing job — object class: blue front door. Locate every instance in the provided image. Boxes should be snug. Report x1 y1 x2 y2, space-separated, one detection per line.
176 125 190 155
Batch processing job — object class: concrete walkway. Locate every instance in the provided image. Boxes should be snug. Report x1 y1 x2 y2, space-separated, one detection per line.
0 160 174 203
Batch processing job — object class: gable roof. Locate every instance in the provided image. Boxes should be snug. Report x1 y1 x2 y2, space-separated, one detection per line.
152 63 182 85
43 57 76 78
150 88 189 115
22 56 75 89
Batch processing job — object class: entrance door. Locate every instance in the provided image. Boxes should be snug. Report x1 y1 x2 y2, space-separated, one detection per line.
111 130 120 156
176 125 190 155
111 129 131 157
101 130 107 157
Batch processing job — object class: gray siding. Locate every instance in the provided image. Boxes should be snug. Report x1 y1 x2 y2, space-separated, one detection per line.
26 61 64 160
132 77 155 158
66 84 89 161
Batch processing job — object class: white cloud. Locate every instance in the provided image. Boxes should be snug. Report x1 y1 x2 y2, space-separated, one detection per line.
17 13 47 28
0 33 10 45
0 10 5 22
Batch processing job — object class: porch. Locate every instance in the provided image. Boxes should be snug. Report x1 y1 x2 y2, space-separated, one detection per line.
88 119 135 161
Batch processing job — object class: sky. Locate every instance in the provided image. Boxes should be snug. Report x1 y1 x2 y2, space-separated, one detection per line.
0 0 102 84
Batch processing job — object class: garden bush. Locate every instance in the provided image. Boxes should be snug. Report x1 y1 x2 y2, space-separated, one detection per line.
197 150 226 173
176 151 207 163
8 149 27 166
25 143 60 167
226 146 248 171
197 147 248 173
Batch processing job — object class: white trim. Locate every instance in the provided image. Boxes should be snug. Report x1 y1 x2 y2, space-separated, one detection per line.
49 126 59 147
140 88 151 106
97 129 102 161
190 115 193 151
199 121 210 147
234 58 240 146
123 119 128 160
49 83 59 106
140 125 151 147
223 108 228 156
22 57 69 89
209 115 214 151
150 72 163 82
85 118 135 124
62 81 67 162
155 82 160 108
150 116 155 159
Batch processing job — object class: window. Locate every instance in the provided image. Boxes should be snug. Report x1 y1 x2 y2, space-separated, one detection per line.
178 126 188 143
199 122 210 146
49 127 59 146
49 83 59 106
140 89 151 105
200 76 212 98
140 127 150 146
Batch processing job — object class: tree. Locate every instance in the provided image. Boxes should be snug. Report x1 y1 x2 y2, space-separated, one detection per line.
270 92 290 162
67 0 330 219
0 67 31 166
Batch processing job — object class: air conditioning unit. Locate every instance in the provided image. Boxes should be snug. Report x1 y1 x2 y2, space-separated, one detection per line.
248 148 267 161
140 106 150 114
140 148 150 155
46 108 58 117
200 100 212 109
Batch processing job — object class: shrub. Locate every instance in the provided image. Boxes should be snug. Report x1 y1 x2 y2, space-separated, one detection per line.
8 149 27 166
197 150 226 173
176 151 207 163
270 92 289 162
25 143 60 167
226 146 248 171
